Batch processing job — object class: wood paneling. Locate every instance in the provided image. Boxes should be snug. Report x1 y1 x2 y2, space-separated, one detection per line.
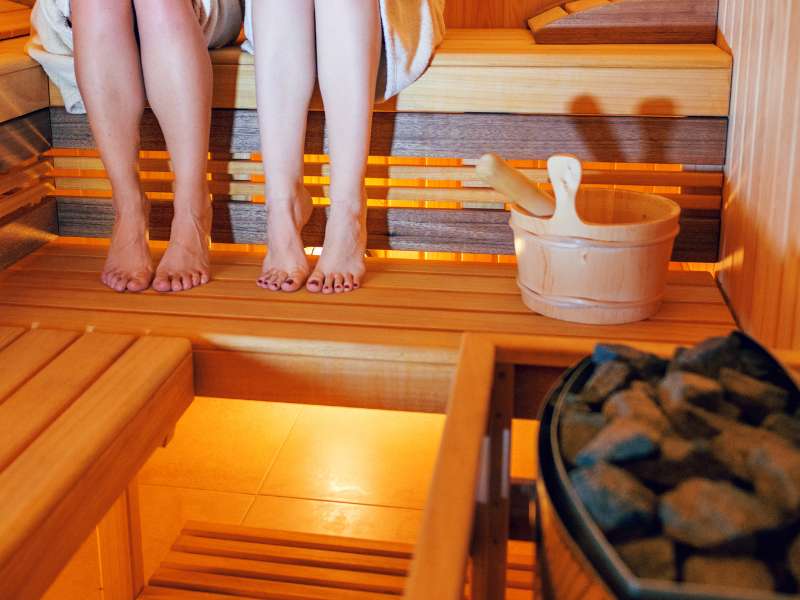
444 0 561 27
717 0 800 350
50 108 729 165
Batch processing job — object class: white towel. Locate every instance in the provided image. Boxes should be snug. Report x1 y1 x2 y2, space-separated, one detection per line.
242 0 445 102
27 0 245 114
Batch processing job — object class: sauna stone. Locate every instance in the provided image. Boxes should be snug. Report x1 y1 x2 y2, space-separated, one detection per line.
559 409 606 466
719 367 789 423
659 371 724 412
615 537 676 581
580 361 632 405
671 335 740 378
602 387 670 432
659 478 782 549
593 344 668 380
575 418 661 467
788 534 800 585
763 413 800 447
658 375 727 438
627 437 731 489
683 556 775 592
570 463 657 534
747 436 800 513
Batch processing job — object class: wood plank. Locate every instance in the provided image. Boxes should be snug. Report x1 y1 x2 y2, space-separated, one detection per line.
0 109 51 172
150 567 396 600
140 587 247 600
0 325 24 350
405 335 495 600
182 522 414 560
97 480 145 600
0 336 193 600
534 0 719 44
161 551 407 595
50 108 729 164
0 197 57 270
0 331 135 471
0 181 53 219
0 327 79 400
0 8 29 40
54 197 722 263
0 65 48 123
172 534 411 576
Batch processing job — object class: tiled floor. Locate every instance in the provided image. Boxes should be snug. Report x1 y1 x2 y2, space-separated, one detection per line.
45 397 537 599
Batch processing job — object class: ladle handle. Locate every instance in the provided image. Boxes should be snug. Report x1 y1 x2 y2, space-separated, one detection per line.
476 153 555 217
547 154 583 228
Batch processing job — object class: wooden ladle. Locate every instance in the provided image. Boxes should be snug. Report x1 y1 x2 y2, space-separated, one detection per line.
546 154 583 226
475 153 556 217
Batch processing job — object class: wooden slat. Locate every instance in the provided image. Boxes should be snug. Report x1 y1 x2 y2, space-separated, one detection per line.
0 325 24 350
445 1 561 28
50 108 729 164
150 567 396 600
140 587 245 600
97 480 145 600
533 0 719 44
0 327 79 400
172 534 411 576
161 551 407 595
0 8 29 40
405 334 495 600
0 197 57 270
0 109 51 172
54 197 722 263
0 331 135 470
0 336 193 600
0 38 48 122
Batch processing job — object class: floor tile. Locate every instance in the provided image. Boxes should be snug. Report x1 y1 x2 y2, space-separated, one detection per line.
139 397 301 494
138 483 254 581
244 495 422 545
511 419 539 483
42 532 101 600
260 405 444 509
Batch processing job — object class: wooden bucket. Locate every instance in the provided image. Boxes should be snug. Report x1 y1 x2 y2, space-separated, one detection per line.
510 187 681 325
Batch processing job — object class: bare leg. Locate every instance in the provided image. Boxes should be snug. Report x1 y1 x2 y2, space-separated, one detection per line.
134 0 213 292
307 0 381 294
253 0 316 292
72 0 152 293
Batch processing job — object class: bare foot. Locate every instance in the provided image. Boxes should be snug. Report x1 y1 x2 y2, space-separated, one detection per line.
306 195 366 294
101 195 153 293
258 189 313 292
153 197 212 293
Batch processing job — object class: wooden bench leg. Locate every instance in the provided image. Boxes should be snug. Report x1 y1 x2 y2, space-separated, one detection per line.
471 364 513 599
97 477 145 600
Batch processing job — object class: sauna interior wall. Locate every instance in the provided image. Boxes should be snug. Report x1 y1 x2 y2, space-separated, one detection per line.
717 0 800 350
444 0 561 27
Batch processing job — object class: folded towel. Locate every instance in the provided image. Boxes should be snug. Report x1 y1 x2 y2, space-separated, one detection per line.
242 0 445 102
27 0 245 114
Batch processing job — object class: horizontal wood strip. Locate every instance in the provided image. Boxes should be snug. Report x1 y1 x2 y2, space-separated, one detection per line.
0 110 51 173
0 325 24 351
54 198 722 263
0 198 57 271
0 328 79 401
0 264 728 306
0 332 135 471
0 182 53 220
139 587 244 600
0 160 51 196
184 523 414 559
50 108 729 164
0 8 29 40
173 534 411 577
0 65 48 124
162 551 407 595
150 567 397 600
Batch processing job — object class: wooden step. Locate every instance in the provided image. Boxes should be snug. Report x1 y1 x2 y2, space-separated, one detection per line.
139 521 538 600
0 325 194 600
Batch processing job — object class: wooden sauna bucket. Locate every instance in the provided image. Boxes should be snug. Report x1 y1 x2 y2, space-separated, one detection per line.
510 188 681 325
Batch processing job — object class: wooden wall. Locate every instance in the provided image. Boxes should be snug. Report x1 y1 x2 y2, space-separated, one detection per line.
717 0 800 350
444 0 560 27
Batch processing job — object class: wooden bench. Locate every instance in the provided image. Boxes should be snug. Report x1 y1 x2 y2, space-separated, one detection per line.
0 325 194 600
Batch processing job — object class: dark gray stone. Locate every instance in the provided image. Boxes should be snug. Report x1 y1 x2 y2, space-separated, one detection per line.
603 387 670 432
672 335 740 378
659 479 782 549
615 537 676 581
720 367 789 424
627 437 732 489
592 344 669 379
659 371 724 412
559 409 606 466
571 463 657 534
683 556 775 592
576 418 661 467
763 413 800 447
581 361 633 406
747 435 800 513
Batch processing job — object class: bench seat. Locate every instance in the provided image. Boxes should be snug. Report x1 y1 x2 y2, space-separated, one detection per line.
0 36 47 123
139 521 536 600
0 324 194 600
0 237 737 414
46 28 732 117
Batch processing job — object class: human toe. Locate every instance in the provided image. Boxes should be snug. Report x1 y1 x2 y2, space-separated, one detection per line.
306 270 324 293
333 273 345 293
343 273 354 292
